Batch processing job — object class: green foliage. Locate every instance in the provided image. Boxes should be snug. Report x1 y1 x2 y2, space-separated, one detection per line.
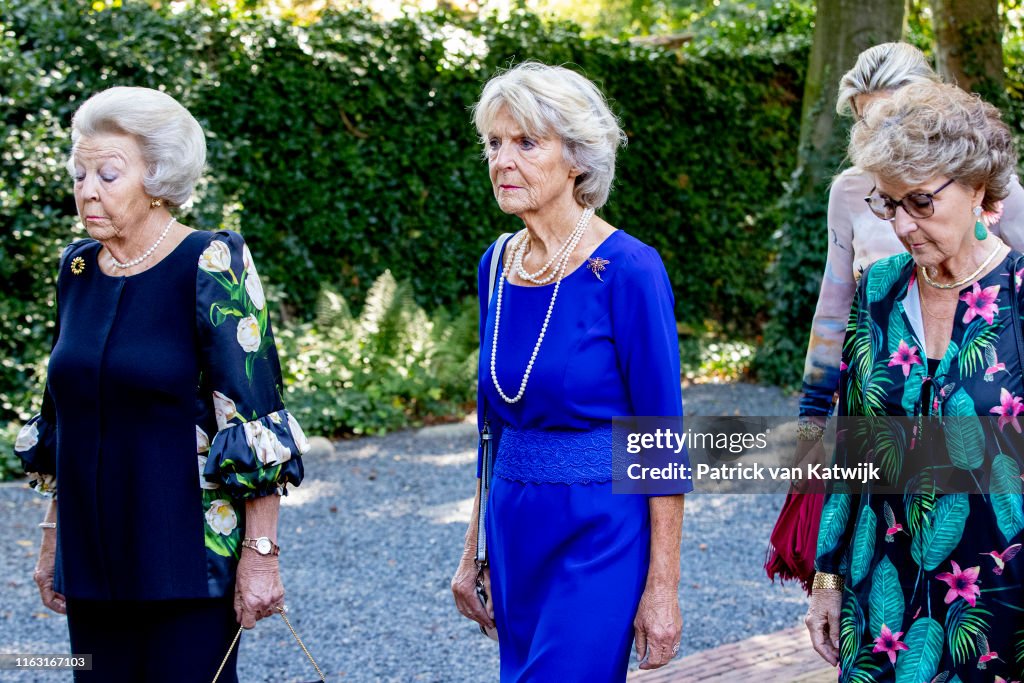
0 0 805 442
277 271 478 436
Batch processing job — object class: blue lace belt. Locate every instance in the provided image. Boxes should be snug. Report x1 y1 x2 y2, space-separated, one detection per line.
494 425 620 485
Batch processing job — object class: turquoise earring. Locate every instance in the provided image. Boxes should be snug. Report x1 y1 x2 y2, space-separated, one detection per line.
974 206 987 240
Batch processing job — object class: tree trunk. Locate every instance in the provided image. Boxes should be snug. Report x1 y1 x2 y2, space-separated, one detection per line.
930 0 1003 101
758 0 904 386
797 0 905 194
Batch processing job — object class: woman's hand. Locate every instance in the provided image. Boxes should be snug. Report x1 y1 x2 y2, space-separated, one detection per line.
634 581 682 670
451 556 495 631
234 551 285 629
33 528 66 614
805 588 842 666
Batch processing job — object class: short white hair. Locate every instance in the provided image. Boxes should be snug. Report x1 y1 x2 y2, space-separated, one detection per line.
473 62 626 209
68 87 206 207
836 42 939 117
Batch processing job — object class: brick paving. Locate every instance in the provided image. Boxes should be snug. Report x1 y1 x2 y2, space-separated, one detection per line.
628 626 836 683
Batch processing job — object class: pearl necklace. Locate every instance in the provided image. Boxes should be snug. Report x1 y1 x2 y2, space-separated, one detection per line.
919 241 1004 290
514 208 595 284
109 216 176 269
491 211 593 403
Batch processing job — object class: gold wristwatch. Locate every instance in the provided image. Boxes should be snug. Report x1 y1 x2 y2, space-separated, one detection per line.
241 536 280 556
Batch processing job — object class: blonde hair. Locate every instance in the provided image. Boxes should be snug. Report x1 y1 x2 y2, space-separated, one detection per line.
849 82 1016 212
836 42 939 117
69 87 206 207
473 62 626 209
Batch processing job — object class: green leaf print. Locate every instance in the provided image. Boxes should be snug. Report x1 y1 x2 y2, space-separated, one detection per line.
818 485 852 559
888 306 911 355
841 585 866 670
875 420 906 485
851 505 877 587
894 617 943 683
1015 627 1024 666
991 453 1024 544
901 370 924 421
904 469 938 537
869 556 905 640
935 340 960 381
868 255 909 304
911 494 970 571
945 598 991 666
844 650 884 683
957 319 1001 378
944 390 984 471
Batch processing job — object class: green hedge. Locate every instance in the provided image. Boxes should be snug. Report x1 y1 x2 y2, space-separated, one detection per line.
1 0 806 429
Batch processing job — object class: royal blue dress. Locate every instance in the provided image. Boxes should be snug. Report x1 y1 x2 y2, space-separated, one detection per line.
477 229 691 682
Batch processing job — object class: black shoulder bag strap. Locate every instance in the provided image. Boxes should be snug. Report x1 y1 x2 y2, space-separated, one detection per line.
475 232 513 568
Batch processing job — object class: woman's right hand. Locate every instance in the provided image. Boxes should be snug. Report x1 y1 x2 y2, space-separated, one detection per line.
805 587 841 666
451 556 495 631
34 529 66 614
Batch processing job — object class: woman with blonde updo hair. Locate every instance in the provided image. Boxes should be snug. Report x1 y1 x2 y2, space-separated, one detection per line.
805 80 1024 682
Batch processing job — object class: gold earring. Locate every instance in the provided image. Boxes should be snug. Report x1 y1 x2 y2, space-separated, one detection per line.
150 198 163 208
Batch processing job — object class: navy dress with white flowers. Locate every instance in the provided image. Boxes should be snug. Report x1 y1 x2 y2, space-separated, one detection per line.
15 229 307 601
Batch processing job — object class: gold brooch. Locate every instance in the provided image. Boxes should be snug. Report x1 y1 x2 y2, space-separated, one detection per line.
70 256 85 275
586 256 609 281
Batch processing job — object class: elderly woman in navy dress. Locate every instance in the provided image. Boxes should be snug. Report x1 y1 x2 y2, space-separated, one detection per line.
14 86 308 682
450 62 690 680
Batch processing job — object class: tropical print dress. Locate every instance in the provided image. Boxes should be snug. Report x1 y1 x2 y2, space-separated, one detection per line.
816 251 1024 683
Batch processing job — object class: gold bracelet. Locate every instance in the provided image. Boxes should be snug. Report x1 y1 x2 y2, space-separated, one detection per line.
797 420 825 443
812 572 844 591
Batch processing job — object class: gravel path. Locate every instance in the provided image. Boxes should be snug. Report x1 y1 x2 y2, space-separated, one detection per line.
0 382 806 682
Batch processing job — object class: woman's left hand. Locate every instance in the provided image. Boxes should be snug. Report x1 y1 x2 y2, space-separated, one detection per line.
234 552 285 628
633 582 682 670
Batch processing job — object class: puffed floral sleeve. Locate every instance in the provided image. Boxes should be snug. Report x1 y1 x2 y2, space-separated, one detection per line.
14 391 58 496
196 230 307 499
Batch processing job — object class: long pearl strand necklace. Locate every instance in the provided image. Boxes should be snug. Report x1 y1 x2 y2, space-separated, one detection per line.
514 208 594 285
109 216 176 269
491 208 594 404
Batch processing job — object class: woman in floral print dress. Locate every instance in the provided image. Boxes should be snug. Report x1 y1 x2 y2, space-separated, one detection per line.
805 82 1024 682
13 87 307 682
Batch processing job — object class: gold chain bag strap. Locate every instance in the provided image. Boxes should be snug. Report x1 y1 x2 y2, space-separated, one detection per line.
211 606 325 682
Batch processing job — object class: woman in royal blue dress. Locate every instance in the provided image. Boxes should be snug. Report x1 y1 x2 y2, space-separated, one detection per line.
450 62 691 680
13 87 308 682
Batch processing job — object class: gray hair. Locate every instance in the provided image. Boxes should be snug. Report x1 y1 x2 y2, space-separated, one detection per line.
473 62 626 209
68 87 206 207
836 42 939 117
849 82 1016 212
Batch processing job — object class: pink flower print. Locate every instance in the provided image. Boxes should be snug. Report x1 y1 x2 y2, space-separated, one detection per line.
872 624 909 665
990 388 1024 433
935 561 982 607
961 282 1000 325
840 361 848 372
1016 267 1024 293
888 340 922 378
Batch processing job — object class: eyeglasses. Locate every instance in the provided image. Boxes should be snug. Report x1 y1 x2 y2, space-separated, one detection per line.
864 178 956 221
